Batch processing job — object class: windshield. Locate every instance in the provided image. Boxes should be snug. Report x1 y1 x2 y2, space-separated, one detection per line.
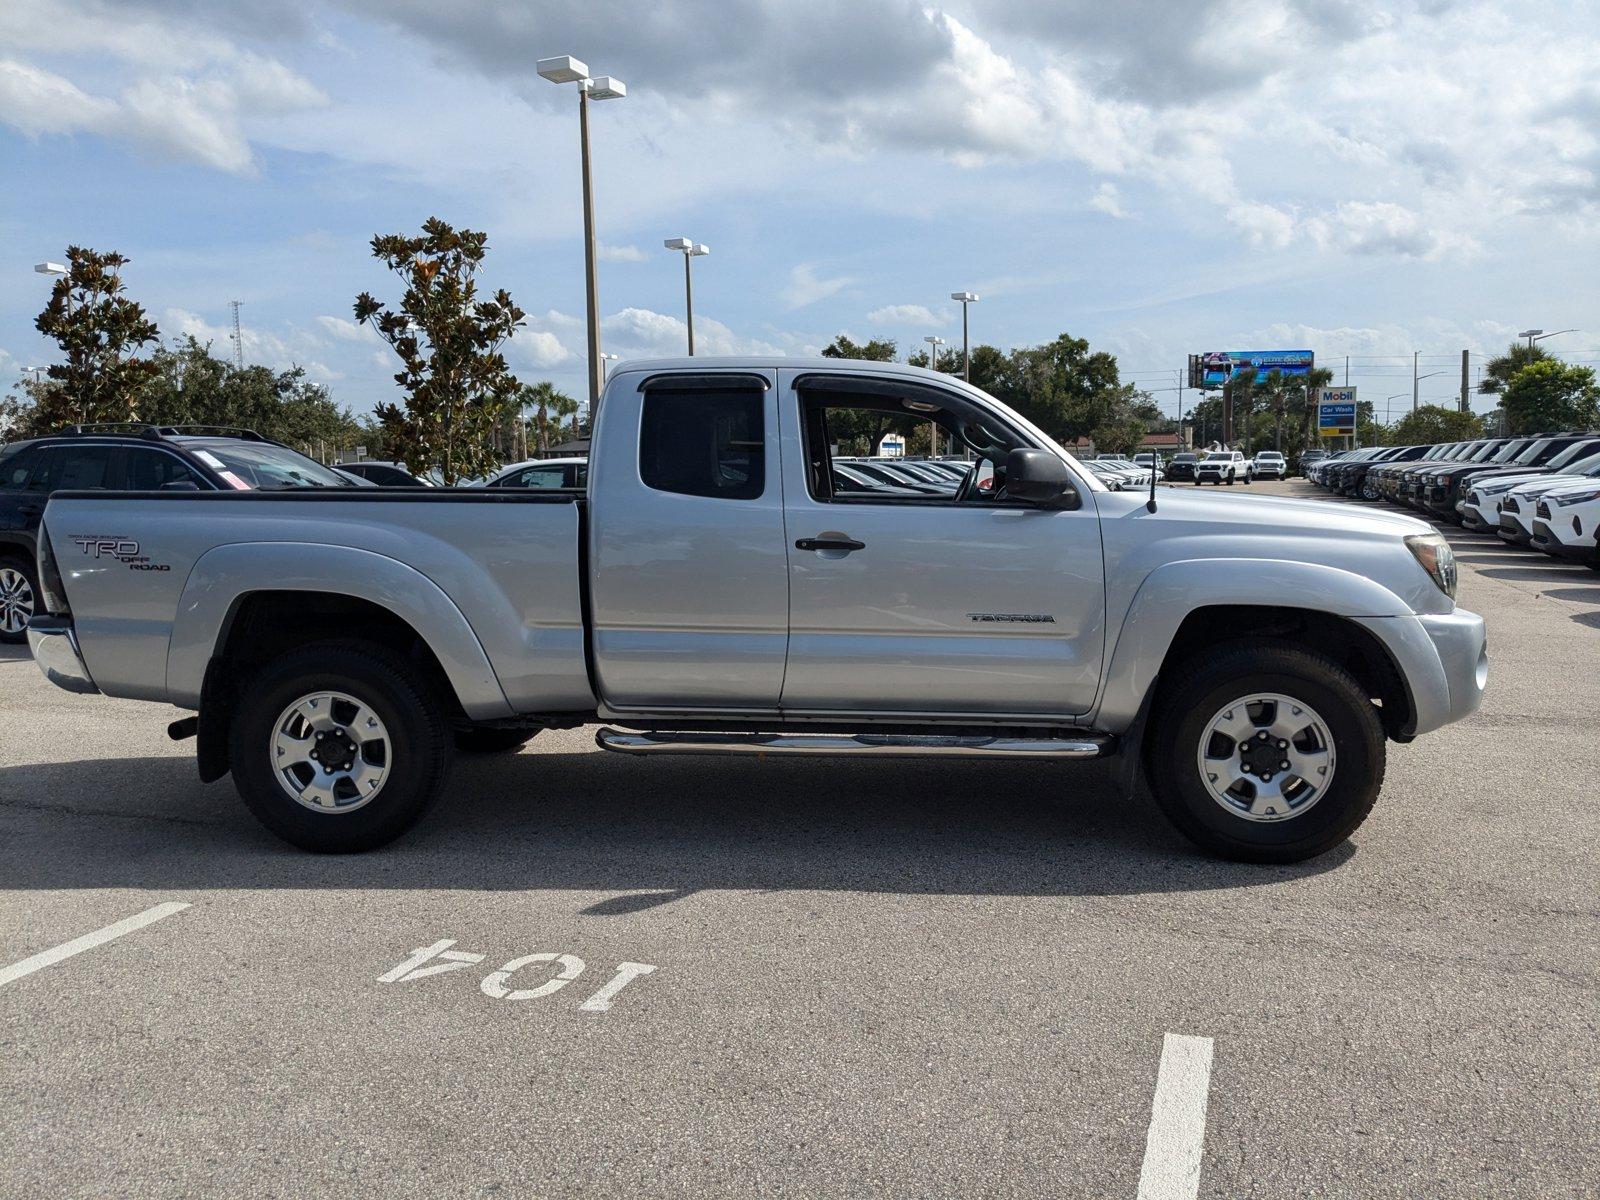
186 441 351 489
1173 454 1197 462
1204 452 1232 461
1257 452 1283 460
1547 440 1600 469
1489 440 1528 463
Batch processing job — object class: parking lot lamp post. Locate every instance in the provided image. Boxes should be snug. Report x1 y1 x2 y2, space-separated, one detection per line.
1383 393 1407 441
1519 328 1577 353
602 352 619 377
663 239 709 355
1412 370 1445 417
923 336 946 454
538 57 626 415
950 292 978 381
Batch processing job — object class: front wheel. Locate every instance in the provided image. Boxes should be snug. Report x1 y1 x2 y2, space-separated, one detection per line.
1225 474 1235 485
1144 641 1385 862
228 640 453 852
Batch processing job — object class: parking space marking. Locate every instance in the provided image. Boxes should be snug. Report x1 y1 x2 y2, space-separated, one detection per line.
0 901 190 989
378 939 660 1013
1137 1033 1215 1200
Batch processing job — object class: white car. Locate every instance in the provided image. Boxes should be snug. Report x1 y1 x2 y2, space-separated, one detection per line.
1094 455 1153 487
1251 451 1286 480
479 456 588 490
1131 452 1166 480
1195 450 1249 485
1459 442 1600 534
1528 477 1600 568
1494 455 1600 543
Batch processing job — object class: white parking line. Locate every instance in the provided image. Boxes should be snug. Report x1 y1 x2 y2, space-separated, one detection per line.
0 902 191 988
1137 1033 1215 1200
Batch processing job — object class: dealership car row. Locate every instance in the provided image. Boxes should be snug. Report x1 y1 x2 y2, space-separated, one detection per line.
1303 432 1600 568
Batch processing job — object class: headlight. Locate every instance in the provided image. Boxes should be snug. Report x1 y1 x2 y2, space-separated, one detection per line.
1405 532 1457 599
1552 486 1600 506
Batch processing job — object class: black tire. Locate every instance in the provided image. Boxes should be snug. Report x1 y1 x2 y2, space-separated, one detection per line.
1225 474 1235 485
228 640 453 853
454 727 537 754
0 554 40 645
1144 641 1385 863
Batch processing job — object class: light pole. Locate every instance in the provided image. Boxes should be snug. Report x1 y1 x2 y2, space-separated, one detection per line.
1413 370 1444 415
663 238 709 355
537 56 626 416
923 336 946 455
601 352 619 377
1383 393 1408 440
1518 327 1577 352
950 292 978 381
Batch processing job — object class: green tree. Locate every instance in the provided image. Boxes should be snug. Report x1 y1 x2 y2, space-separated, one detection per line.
517 380 579 452
1479 342 1552 395
355 218 526 484
1385 404 1484 445
821 334 898 361
1499 360 1600 434
31 246 161 430
136 336 362 453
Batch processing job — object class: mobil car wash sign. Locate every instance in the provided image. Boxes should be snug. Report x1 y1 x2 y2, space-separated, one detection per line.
1316 387 1358 437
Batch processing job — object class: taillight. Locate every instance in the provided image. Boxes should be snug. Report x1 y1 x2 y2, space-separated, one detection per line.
36 523 71 617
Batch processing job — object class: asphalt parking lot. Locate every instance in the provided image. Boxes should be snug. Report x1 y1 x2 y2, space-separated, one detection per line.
2 478 1597 1198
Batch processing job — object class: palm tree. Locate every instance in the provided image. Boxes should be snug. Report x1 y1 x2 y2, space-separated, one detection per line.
516 380 579 453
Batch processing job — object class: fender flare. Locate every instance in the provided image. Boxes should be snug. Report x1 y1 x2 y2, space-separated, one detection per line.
167 542 513 720
1096 557 1412 734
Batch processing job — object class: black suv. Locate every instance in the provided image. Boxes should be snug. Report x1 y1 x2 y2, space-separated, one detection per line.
0 425 350 642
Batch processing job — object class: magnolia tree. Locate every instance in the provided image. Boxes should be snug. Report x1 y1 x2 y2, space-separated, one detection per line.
32 247 161 431
355 218 526 484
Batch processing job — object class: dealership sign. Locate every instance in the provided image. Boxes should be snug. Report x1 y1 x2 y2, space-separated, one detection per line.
1187 350 1314 389
1315 387 1358 436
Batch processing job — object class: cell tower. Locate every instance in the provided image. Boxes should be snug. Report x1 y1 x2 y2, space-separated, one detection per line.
229 300 244 369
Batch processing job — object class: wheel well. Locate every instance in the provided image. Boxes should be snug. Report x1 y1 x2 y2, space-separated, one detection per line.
1159 605 1413 740
197 590 462 781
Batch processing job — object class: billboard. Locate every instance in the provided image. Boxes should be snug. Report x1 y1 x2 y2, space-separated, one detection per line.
1188 350 1314 389
1315 386 1358 436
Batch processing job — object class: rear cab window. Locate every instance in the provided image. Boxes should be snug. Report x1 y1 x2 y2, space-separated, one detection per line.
639 388 765 500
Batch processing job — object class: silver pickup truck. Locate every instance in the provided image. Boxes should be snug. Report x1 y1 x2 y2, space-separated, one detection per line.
26 358 1486 862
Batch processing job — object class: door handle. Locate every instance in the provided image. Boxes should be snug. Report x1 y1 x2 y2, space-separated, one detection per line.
795 537 865 552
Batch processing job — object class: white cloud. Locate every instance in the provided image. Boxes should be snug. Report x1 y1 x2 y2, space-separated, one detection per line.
601 306 790 358
167 307 340 380
867 304 944 327
1306 201 1475 261
783 263 855 310
597 243 649 263
1089 182 1129 219
511 330 571 369
316 315 382 344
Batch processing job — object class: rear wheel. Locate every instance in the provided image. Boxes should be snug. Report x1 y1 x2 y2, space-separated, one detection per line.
229 640 452 852
0 559 38 645
1145 641 1385 862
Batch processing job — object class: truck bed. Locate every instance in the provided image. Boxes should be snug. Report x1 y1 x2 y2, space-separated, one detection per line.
40 489 594 718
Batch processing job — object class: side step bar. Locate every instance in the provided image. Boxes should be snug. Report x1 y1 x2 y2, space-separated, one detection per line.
595 728 1111 759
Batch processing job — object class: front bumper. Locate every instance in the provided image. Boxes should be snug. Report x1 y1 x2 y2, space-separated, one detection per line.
1531 519 1598 563
1456 496 1497 531
1496 508 1534 544
27 615 100 695
1355 607 1487 737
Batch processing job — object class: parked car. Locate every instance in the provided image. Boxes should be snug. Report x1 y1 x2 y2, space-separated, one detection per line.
1251 451 1286 480
1456 438 1600 532
0 424 353 643
1422 435 1590 522
1164 452 1201 482
479 456 588 490
1195 450 1249 484
1299 450 1329 476
1529 478 1600 568
27 356 1485 864
339 460 432 487
1131 452 1166 479
1493 451 1600 544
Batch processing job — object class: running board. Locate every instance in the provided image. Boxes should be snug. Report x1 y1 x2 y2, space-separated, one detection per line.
595 729 1111 759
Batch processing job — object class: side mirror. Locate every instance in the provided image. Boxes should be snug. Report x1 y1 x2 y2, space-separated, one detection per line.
1004 449 1076 507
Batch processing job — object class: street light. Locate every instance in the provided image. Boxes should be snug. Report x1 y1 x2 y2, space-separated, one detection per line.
950 292 978 382
538 55 626 415
601 352 619 376
663 238 709 355
1518 327 1577 351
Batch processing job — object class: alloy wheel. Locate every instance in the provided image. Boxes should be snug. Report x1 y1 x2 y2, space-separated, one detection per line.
0 567 35 636
270 690 392 813
1196 692 1337 822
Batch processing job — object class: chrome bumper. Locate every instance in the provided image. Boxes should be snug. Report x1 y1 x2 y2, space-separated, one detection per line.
26 616 100 695
1355 608 1486 737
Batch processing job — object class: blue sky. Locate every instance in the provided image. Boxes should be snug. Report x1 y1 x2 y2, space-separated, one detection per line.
3 0 1599 424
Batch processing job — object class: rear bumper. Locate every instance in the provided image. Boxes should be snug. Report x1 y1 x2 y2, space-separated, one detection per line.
26 615 100 695
1355 608 1487 737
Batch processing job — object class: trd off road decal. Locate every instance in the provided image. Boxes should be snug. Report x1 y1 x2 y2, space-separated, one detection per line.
69 536 171 572
967 612 1057 623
